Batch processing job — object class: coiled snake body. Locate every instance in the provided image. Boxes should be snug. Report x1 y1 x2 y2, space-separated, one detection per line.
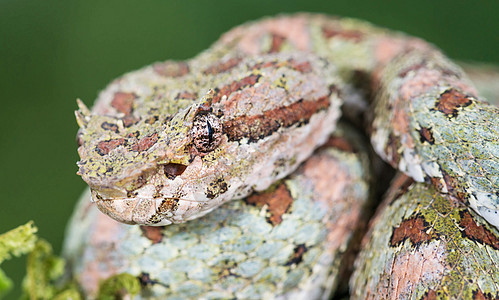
64 14 499 299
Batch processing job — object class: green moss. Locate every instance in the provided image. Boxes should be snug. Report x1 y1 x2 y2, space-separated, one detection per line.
97 273 141 300
0 222 82 300
52 289 82 300
21 240 65 300
0 221 38 264
0 269 13 299
0 222 38 298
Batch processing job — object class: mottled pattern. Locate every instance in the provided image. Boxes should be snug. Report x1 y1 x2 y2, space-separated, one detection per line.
371 51 499 228
351 175 499 299
76 52 342 225
64 125 371 299
67 13 499 299
74 14 498 229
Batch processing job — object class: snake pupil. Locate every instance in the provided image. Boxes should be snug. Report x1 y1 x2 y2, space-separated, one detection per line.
206 120 214 144
190 113 222 152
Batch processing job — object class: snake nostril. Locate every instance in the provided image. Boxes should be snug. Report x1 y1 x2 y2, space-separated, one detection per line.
162 163 188 180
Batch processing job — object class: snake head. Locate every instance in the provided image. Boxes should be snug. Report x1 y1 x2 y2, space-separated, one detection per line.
75 88 228 225
75 53 341 226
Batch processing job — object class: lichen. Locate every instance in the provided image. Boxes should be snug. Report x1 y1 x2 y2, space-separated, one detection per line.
21 239 68 300
0 221 38 298
96 273 141 300
0 221 38 264
0 222 82 300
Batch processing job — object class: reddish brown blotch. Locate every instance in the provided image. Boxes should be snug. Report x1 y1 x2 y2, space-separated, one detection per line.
435 89 473 118
223 95 331 143
246 184 293 226
390 214 436 247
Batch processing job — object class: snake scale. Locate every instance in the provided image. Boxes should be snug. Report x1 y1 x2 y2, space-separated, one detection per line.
63 14 499 299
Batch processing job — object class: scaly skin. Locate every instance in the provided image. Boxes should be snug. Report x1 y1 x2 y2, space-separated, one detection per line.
371 51 499 228
65 124 372 299
67 13 499 298
75 14 498 228
76 52 342 225
351 175 499 299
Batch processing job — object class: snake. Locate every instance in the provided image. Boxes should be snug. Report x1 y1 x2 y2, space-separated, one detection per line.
63 14 499 299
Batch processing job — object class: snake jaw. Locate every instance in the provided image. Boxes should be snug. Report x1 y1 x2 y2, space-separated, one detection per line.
92 194 176 226
89 154 228 225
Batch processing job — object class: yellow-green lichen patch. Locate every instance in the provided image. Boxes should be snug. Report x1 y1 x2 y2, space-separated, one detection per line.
351 181 499 299
0 222 38 298
96 273 140 300
0 222 82 300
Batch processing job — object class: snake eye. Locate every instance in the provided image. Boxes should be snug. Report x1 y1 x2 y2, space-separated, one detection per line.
190 113 222 152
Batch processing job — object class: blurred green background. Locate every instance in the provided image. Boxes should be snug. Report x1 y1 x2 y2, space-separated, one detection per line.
1 0 498 298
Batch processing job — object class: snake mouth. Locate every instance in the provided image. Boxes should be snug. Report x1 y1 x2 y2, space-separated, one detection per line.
92 189 211 226
89 159 213 225
92 193 176 225
86 160 191 201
